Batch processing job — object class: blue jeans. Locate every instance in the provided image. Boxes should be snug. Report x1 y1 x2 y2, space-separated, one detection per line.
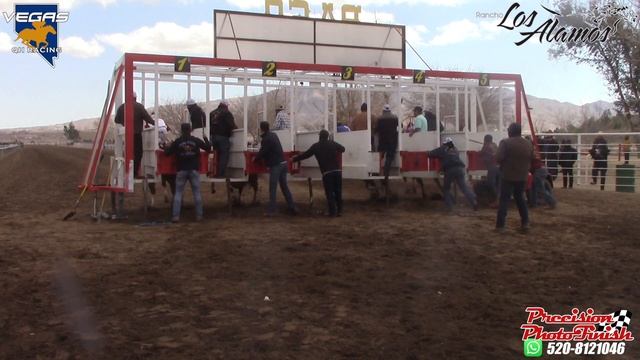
530 168 556 208
496 180 529 228
268 162 295 213
212 135 231 177
172 170 203 219
443 166 477 210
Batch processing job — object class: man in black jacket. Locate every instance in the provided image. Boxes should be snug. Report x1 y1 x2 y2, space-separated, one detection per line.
428 138 478 211
254 121 297 215
589 135 610 190
293 130 346 217
186 99 206 135
209 100 237 178
114 91 155 177
375 104 399 180
162 123 211 222
559 139 577 189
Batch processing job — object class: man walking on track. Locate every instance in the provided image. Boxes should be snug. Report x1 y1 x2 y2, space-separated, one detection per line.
162 123 211 223
495 123 534 233
293 130 346 217
254 121 297 216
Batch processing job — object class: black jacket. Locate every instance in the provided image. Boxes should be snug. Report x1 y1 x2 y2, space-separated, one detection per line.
255 131 285 167
187 104 206 129
164 135 211 171
559 145 577 168
589 139 610 163
428 144 465 172
209 108 237 138
293 139 345 174
376 112 399 152
424 111 444 132
114 102 155 134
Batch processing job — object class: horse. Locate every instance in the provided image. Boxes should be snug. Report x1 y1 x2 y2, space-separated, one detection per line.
15 21 56 49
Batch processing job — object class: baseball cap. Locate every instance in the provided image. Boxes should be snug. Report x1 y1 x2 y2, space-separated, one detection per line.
219 99 229 106
443 137 453 144
186 98 196 106
383 104 391 111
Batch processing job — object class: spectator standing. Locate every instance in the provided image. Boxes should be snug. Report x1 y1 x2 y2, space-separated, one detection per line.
559 139 577 189
589 135 610 191
495 123 535 233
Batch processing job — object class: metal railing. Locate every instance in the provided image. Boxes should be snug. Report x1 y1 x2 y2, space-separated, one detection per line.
537 132 639 192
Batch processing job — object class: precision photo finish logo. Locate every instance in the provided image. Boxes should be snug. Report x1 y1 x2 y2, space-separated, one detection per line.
521 307 634 356
2 4 69 67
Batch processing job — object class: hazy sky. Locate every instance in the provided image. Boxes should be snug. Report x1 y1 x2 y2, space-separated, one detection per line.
0 0 615 129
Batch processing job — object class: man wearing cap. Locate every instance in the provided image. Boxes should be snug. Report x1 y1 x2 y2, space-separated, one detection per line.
408 106 428 137
254 121 297 215
428 138 478 211
496 122 534 233
273 105 291 130
114 91 155 177
186 99 206 135
209 100 237 178
161 123 211 222
375 104 399 179
293 130 346 217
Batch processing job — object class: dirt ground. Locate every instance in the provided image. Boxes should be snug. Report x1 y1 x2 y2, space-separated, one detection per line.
1 146 639 359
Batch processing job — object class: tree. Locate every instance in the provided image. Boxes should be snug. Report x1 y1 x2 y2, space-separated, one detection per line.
63 122 80 142
549 0 640 130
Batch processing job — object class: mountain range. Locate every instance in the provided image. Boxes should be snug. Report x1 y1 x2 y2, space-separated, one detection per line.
0 93 616 145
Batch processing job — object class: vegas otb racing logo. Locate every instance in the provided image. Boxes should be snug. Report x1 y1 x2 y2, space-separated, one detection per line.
521 307 634 357
2 4 69 67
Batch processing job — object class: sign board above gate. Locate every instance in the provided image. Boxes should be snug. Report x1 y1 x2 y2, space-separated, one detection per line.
214 10 406 69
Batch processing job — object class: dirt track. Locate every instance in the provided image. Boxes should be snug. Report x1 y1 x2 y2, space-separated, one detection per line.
0 146 639 359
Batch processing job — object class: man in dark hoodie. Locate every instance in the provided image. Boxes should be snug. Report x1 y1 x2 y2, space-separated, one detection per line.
162 123 211 223
496 123 534 233
559 139 577 189
589 135 610 191
293 130 346 217
427 137 478 211
254 121 297 215
209 100 237 178
186 99 206 136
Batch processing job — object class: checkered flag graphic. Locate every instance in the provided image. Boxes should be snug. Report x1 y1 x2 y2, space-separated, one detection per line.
595 310 632 332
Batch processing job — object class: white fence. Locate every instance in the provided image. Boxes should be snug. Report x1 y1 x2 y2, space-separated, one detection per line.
537 132 639 192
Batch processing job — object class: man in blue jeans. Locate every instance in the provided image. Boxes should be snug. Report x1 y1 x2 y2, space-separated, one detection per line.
496 123 534 233
254 121 297 215
209 100 237 178
162 123 211 222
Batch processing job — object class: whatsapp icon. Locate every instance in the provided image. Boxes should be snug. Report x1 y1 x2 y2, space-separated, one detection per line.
524 339 543 357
